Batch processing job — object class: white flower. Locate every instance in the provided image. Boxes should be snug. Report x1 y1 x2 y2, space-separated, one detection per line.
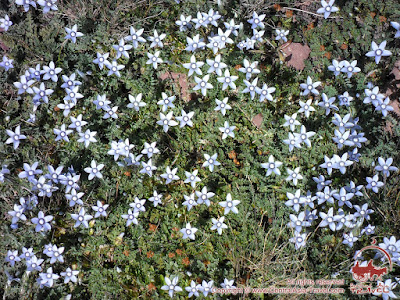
282 113 301 131
182 55 204 76
77 129 97 148
238 59 260 80
5 125 27 149
121 209 139 226
157 93 176 112
219 121 236 139
71 208 93 228
293 125 316 148
195 186 215 206
286 167 303 185
298 99 315 118
180 223 198 240
84 160 104 180
202 153 221 172
316 0 339 19
140 159 157 176
184 170 201 188
148 191 163 207
148 30 166 48
256 83 276 102
219 193 240 214
206 54 227 76
157 111 178 132
129 197 146 213
211 216 228 235
261 155 282 176
65 24 84 43
300 76 321 96
193 75 213 96
217 69 238 90
92 201 109 218
275 28 289 42
176 110 194 127
183 193 198 211
161 276 183 298
127 93 146 111
105 60 125 77
214 98 232 115
372 279 398 300
160 166 180 184
141 142 160 158
146 51 163 69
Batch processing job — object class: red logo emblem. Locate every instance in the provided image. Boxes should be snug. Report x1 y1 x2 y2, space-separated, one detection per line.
351 238 393 282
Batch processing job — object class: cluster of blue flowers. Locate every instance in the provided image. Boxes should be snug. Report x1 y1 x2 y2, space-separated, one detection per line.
2 0 400 298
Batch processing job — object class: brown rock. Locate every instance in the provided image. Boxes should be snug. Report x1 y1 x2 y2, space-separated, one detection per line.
252 113 263 129
281 43 311 71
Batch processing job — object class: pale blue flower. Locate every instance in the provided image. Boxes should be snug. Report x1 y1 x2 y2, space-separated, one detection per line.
185 34 205 52
161 276 183 298
290 232 307 249
148 30 166 48
202 153 220 172
8 204 27 224
224 19 240 36
105 60 124 77
275 28 289 42
41 61 62 82
375 97 394 117
375 157 398 177
140 159 157 176
214 97 232 115
343 232 358 247
353 203 374 220
157 92 175 112
195 186 215 206
211 216 228 235
328 59 345 76
298 99 315 118
124 27 146 48
92 201 109 218
5 125 27 149
242 78 258 99
319 207 341 231
32 82 53 104
26 255 44 272
60 267 79 283
176 14 192 31
256 83 275 102
71 207 93 228
185 280 201 297
341 60 360 78
219 121 235 139
193 75 213 96
5 250 21 267
14 75 35 94
248 12 265 29
65 24 83 43
391 21 400 38
18 162 42 181
15 0 37 12
317 0 339 19
38 267 59 288
160 166 179 184
31 211 53 232
37 0 58 13
54 124 73 142
157 111 178 132
93 52 110 70
141 142 160 158
366 41 392 64
285 190 305 212
318 93 338 115
338 91 353 107
103 106 118 119
148 191 163 207
61 73 82 89
0 55 14 71
261 155 282 176
77 129 97 148
300 76 320 96
238 59 260 80
184 170 201 188
69 114 87 132
283 132 302 152
283 113 301 131
182 193 197 211
66 189 84 207
219 193 240 215
206 54 227 76
113 38 132 59
182 55 204 77
366 174 384 193
293 125 315 147
121 209 139 226
47 244 64 264
130 197 146 213
146 51 163 69
84 160 104 180
217 69 238 90
180 223 197 240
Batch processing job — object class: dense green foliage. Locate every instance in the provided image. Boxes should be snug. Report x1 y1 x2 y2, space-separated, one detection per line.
0 0 399 299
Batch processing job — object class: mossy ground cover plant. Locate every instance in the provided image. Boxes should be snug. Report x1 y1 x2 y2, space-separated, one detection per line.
1 0 400 299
